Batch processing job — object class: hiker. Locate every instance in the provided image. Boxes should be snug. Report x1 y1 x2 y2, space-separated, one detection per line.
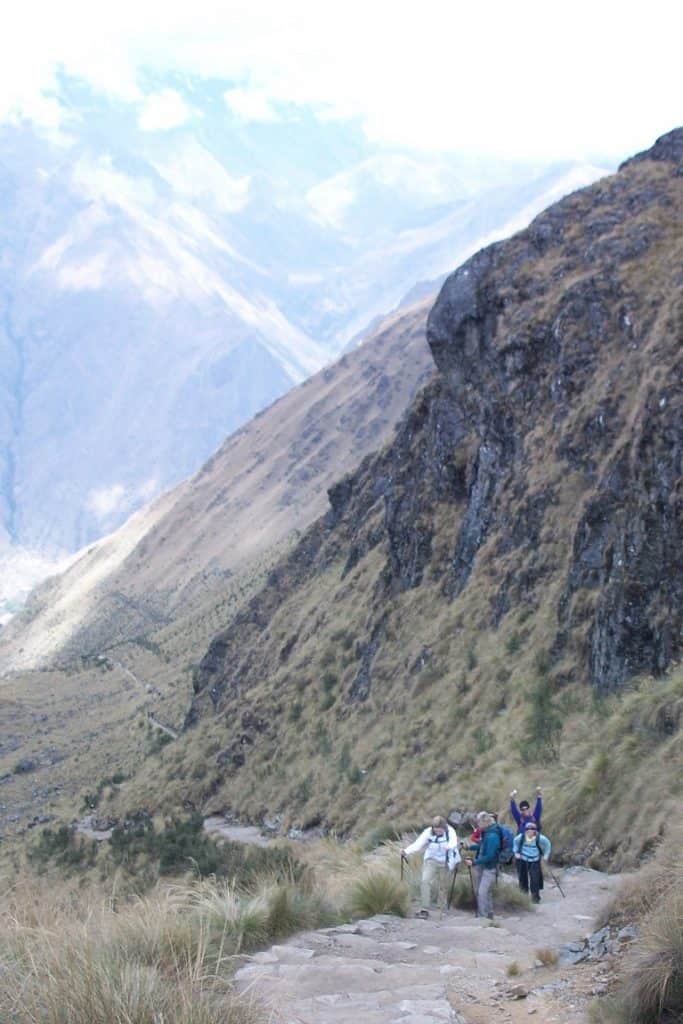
513 819 551 903
509 786 543 834
401 815 460 917
470 813 514 865
464 811 501 920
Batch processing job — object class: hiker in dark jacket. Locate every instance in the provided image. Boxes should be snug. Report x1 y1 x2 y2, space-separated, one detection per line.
513 820 551 903
465 812 501 920
509 786 542 834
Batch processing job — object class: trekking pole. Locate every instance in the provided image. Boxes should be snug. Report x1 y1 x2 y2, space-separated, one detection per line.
546 864 566 898
466 863 477 914
446 865 459 910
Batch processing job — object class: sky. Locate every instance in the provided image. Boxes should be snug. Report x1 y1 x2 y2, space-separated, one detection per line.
1 0 682 162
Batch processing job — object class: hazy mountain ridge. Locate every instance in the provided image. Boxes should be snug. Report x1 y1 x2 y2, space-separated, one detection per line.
0 72 609 576
0 299 435 672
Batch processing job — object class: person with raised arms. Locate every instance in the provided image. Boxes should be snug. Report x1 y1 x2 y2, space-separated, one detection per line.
509 786 543 834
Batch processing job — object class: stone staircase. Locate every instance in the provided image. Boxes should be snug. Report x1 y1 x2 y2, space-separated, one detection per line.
234 867 622 1024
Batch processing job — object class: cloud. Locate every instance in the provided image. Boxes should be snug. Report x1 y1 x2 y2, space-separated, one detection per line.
224 86 279 122
87 484 127 520
138 89 191 131
0 0 681 162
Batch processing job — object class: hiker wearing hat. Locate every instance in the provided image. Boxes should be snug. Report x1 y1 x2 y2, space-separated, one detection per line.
401 816 460 918
464 811 501 920
513 820 551 903
509 786 542 834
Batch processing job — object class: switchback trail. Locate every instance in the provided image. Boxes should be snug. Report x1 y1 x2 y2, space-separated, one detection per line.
235 867 621 1024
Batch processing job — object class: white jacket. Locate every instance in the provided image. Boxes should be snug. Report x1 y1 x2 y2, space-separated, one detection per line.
404 825 460 868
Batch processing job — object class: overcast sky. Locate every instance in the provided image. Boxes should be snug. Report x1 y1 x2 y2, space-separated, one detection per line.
3 0 681 162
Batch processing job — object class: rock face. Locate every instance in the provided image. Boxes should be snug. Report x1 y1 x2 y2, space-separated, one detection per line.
425 145 683 690
163 130 682 838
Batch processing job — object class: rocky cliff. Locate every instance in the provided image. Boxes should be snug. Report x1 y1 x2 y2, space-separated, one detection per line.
127 131 682 864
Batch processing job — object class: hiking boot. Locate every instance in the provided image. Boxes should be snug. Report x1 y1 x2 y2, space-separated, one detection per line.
532 895 541 904
415 909 429 919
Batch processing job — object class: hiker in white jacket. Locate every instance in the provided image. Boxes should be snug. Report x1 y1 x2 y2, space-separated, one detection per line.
401 816 460 917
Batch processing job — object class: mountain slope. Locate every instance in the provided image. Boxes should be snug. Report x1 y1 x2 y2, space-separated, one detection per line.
134 130 682 866
0 299 435 672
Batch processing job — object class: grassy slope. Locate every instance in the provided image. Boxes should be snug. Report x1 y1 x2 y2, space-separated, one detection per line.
109 158 683 869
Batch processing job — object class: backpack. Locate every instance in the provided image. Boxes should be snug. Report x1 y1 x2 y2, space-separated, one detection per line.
495 824 515 865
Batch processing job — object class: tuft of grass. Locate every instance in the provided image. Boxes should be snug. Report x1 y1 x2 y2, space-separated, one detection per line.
506 960 521 976
615 892 683 1023
492 877 533 912
345 869 410 919
535 947 559 966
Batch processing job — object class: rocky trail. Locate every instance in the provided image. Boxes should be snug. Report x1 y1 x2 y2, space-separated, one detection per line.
235 866 624 1024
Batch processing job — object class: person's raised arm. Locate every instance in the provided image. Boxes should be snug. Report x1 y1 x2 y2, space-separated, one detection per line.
509 789 522 826
533 787 543 826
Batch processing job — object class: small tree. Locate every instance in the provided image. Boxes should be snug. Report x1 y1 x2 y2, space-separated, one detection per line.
524 676 563 760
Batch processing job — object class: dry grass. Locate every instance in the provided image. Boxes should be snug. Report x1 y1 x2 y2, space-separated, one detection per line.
345 869 410 919
535 947 559 966
618 892 683 1023
0 827 434 1023
0 877 262 1024
596 823 683 930
590 824 683 1023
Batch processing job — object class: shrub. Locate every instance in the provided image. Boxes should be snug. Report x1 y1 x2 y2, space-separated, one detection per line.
522 676 563 760
320 692 336 711
506 632 522 654
506 961 521 976
471 726 495 753
29 825 97 871
106 813 307 886
362 822 401 851
535 947 559 966
446 874 532 913
288 700 303 722
321 672 337 693
345 870 410 919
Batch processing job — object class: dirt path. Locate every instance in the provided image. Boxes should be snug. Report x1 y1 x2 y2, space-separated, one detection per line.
234 867 620 1024
203 817 271 847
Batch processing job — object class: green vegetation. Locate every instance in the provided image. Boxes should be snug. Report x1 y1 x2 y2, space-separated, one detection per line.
522 676 563 761
82 772 128 810
108 812 306 884
345 870 410 918
28 825 97 871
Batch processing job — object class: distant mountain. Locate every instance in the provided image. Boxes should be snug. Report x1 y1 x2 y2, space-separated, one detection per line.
0 71 610 592
0 298 435 671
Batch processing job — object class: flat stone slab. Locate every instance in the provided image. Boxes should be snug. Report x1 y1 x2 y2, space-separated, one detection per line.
270 945 316 961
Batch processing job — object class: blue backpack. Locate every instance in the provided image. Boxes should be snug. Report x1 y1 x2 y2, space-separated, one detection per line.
495 824 515 865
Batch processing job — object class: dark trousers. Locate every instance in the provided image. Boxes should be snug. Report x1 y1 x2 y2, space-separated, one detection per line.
517 859 543 900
